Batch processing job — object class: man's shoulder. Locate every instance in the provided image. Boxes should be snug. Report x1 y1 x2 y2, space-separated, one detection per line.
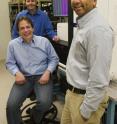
9 37 21 46
34 35 48 41
33 35 50 45
37 9 46 14
17 10 28 17
37 9 48 17
85 13 112 34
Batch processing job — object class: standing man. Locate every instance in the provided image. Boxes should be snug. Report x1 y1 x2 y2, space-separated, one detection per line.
6 16 59 124
61 0 114 124
12 0 59 42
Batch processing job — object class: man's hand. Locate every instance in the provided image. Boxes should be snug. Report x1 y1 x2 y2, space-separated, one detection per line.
80 111 88 121
15 72 26 85
81 114 88 121
52 35 60 42
38 70 51 85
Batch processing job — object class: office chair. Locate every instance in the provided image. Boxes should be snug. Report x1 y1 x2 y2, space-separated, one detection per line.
20 89 60 124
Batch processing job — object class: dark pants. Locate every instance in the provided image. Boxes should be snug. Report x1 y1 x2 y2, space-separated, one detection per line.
6 75 53 124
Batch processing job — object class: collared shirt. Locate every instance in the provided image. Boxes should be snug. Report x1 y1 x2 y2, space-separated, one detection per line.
66 8 114 119
6 35 59 76
12 9 56 39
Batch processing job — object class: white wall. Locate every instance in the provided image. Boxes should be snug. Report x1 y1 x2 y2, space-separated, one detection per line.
0 0 11 61
97 0 117 81
108 0 117 81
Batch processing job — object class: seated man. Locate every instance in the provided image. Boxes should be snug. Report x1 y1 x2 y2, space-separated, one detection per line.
6 16 59 124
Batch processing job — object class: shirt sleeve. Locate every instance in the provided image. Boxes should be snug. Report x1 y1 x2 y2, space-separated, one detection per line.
44 14 57 39
80 26 114 119
45 39 59 73
11 14 20 39
6 42 20 75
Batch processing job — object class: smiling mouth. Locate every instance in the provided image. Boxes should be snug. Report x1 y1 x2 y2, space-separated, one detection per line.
74 6 83 11
23 33 31 37
74 6 83 13
72 3 83 8
76 6 82 10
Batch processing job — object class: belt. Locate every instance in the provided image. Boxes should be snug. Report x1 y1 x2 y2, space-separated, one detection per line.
68 83 86 94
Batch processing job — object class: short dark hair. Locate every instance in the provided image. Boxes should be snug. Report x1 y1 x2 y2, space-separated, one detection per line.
16 16 34 31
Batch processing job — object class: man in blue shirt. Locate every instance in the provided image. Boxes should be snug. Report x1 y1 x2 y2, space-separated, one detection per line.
12 0 59 42
6 16 59 124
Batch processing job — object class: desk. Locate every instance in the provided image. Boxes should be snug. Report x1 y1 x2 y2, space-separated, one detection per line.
106 82 117 124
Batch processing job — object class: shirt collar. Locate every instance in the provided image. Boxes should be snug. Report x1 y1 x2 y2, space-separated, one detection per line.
19 35 35 44
26 9 41 15
77 8 98 29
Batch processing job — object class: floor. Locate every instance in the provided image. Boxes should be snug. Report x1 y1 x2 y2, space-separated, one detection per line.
0 60 64 124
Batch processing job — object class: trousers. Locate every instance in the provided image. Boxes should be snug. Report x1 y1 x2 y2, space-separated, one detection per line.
61 89 108 124
6 75 53 124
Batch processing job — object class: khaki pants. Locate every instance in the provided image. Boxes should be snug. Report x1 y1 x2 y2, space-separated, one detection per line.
61 90 108 124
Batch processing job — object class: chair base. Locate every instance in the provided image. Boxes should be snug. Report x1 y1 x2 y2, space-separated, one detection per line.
21 102 60 124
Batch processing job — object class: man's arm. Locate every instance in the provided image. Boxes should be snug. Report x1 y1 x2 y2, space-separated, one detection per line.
6 41 26 84
12 16 20 39
12 20 19 39
6 42 20 75
46 39 59 73
44 14 60 42
38 38 59 84
12 11 24 39
80 27 114 119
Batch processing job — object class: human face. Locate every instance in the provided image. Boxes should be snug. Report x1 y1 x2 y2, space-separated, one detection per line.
25 0 37 11
18 20 34 43
71 0 97 17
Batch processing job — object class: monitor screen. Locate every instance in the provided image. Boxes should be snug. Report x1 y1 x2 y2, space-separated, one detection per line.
53 0 68 16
